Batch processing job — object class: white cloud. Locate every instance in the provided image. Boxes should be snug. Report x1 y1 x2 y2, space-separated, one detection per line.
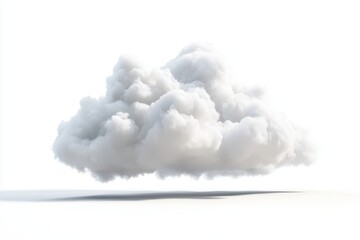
53 43 313 181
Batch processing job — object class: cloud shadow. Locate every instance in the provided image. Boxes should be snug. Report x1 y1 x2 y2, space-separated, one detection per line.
0 190 299 202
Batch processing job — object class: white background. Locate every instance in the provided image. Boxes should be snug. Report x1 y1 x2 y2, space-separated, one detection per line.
1 0 360 192
1 1 360 240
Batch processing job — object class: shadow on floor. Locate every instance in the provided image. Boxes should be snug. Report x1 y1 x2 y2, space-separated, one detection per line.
0 190 300 202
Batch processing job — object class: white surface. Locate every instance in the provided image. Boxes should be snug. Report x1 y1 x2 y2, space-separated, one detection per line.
1 191 359 240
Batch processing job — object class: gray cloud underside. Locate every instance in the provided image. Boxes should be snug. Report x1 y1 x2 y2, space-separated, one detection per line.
53 43 313 181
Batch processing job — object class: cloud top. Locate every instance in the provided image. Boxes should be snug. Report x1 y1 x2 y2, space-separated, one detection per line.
53 43 313 181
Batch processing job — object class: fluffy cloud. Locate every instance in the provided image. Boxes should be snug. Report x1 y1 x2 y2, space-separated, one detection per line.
53 43 313 181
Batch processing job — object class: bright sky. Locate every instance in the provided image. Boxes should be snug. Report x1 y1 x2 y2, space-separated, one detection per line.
1 0 359 191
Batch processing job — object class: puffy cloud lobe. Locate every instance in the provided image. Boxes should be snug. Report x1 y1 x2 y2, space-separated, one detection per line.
53 43 313 181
